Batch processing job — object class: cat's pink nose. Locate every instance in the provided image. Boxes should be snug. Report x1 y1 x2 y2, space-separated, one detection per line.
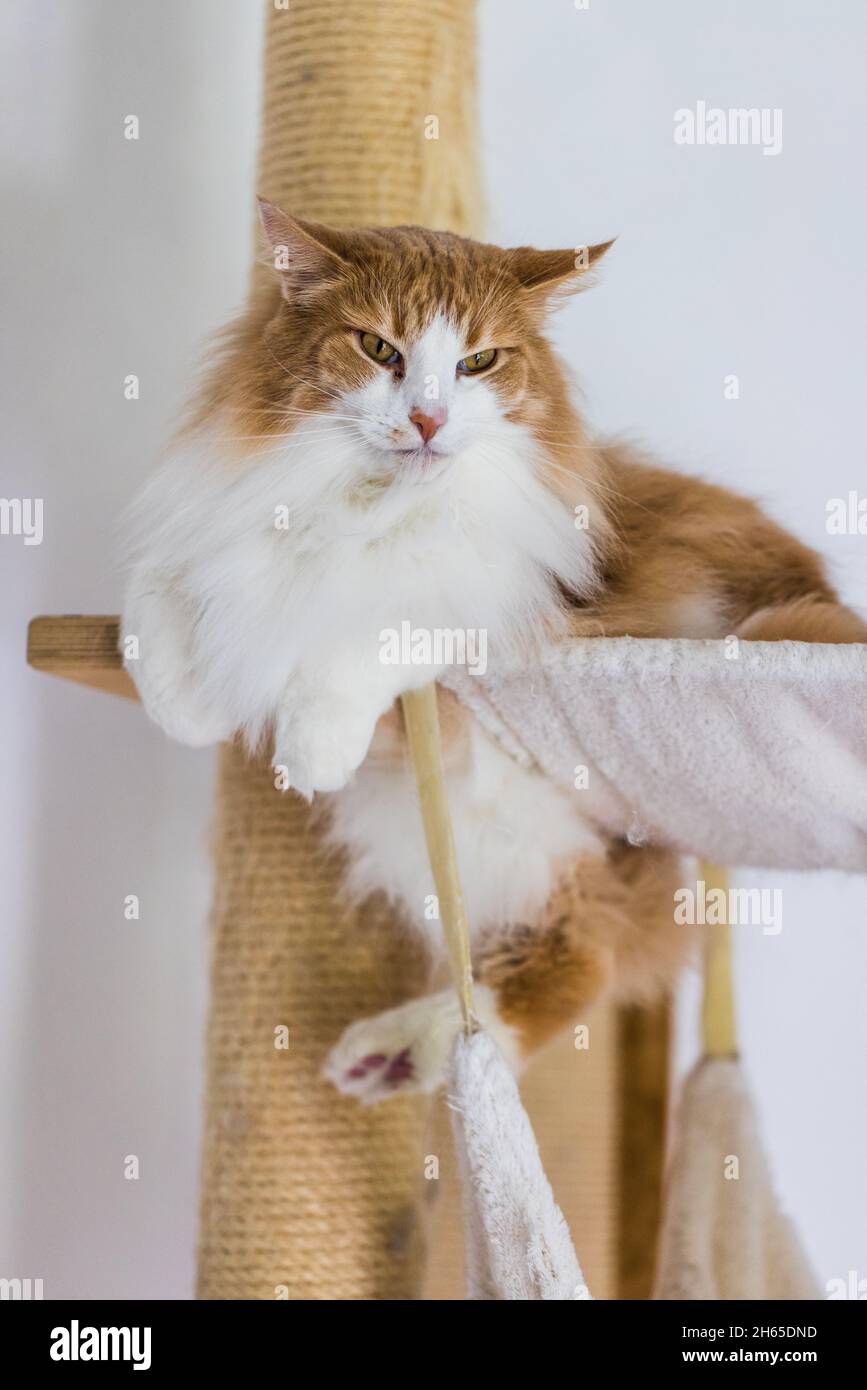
409 406 447 444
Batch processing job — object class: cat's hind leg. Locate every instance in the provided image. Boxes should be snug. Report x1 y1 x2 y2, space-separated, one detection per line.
736 596 867 643
323 986 518 1103
323 935 611 1103
324 843 689 1102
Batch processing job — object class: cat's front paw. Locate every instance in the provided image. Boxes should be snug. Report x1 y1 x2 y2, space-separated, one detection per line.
324 991 462 1103
147 699 232 747
274 695 379 798
125 649 234 747
122 585 235 747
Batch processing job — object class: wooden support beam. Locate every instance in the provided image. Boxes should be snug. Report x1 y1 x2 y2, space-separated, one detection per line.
27 614 136 700
615 999 671 1298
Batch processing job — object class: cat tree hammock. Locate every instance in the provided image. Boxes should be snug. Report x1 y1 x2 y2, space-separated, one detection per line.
27 0 867 1299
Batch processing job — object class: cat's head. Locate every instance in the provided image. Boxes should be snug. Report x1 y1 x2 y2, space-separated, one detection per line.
250 199 612 478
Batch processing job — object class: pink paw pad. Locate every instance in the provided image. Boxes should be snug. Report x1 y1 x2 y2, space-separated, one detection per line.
384 1047 414 1086
345 1053 387 1081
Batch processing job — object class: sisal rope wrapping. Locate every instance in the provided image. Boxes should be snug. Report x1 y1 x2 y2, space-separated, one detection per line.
196 0 484 1300
256 0 484 234
196 751 430 1299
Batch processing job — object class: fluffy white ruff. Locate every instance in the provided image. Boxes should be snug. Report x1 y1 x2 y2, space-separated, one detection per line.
326 719 603 946
123 413 599 794
324 983 519 1102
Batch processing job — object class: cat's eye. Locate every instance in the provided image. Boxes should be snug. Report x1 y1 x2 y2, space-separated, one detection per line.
359 331 401 367
457 348 497 375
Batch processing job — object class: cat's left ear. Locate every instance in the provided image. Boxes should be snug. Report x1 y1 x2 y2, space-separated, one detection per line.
507 239 615 312
257 197 351 303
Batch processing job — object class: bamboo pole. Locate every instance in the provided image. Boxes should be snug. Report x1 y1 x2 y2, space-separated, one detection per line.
401 686 476 1031
700 863 738 1058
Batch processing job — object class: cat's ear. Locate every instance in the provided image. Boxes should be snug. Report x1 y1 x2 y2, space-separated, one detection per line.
507 240 615 312
257 197 351 302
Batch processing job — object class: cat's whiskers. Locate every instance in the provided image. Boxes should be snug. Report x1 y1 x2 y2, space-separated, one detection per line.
251 398 363 417
509 422 664 517
243 406 366 434
215 425 359 443
465 438 591 535
464 436 624 559
210 423 368 468
526 432 606 452
534 447 663 519
263 345 350 407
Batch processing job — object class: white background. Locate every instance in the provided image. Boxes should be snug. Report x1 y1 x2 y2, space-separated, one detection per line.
1 0 864 1298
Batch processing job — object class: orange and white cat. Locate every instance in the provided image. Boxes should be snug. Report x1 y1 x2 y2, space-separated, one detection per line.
124 201 866 1100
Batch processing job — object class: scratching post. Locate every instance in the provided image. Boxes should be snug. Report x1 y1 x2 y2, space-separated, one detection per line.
256 0 483 236
195 0 485 1300
196 755 432 1300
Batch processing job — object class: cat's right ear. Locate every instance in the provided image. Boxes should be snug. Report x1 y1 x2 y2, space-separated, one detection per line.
257 197 350 303
507 239 615 317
